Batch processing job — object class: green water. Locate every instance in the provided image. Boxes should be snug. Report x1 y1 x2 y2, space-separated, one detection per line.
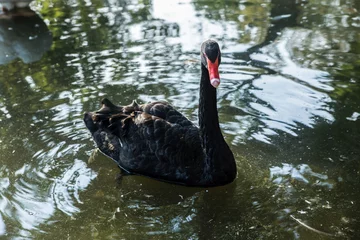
0 0 359 239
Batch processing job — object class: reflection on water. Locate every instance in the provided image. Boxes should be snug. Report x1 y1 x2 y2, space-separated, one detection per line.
0 0 359 239
0 0 33 11
0 7 52 64
51 159 97 215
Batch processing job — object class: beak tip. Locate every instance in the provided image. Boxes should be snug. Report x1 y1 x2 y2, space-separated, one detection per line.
210 78 220 88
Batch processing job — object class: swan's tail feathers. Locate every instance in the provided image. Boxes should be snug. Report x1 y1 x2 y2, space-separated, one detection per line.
83 111 122 161
97 98 141 115
123 100 141 114
83 112 98 133
101 98 118 109
96 98 123 115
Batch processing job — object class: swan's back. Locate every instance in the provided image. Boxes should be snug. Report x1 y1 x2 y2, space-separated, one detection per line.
84 98 205 185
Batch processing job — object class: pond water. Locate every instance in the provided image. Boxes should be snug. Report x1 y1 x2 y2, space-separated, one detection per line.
0 0 359 239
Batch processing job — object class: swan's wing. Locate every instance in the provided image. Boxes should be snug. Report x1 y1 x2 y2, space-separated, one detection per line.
84 98 203 183
104 111 204 182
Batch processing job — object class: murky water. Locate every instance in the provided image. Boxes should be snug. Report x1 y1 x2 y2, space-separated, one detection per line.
0 0 359 239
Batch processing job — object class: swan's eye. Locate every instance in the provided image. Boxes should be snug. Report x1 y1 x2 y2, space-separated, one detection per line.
203 52 208 59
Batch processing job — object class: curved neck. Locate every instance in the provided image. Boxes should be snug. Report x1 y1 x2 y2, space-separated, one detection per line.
198 64 236 185
199 64 222 145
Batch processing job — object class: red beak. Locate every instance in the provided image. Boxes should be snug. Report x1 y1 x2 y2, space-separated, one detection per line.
206 57 220 88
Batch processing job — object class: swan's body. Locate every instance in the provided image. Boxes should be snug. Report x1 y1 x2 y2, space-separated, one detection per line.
84 40 236 187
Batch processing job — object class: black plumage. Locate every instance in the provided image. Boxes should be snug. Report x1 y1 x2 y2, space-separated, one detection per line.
84 40 237 187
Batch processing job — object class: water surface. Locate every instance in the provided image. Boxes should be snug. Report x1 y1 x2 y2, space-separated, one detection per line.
0 0 359 239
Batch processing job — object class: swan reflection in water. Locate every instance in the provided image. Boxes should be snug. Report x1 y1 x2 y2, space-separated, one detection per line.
0 6 52 65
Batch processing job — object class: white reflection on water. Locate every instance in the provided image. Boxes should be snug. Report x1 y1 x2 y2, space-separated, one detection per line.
251 75 334 135
152 0 240 52
0 214 4 236
51 159 97 215
270 163 330 187
0 158 96 237
12 178 54 230
224 28 336 142
0 106 96 238
267 29 334 91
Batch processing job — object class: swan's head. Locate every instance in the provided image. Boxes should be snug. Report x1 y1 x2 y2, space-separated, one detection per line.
201 40 221 88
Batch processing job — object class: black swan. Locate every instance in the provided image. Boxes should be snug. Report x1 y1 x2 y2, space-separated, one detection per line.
84 40 236 187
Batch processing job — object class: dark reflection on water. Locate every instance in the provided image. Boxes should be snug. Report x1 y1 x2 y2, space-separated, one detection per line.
0 8 52 64
0 0 359 239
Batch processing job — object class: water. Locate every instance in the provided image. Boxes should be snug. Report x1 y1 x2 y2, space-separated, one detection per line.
0 0 359 239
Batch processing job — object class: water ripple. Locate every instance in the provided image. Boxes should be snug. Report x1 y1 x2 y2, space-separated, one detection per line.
51 159 97 215
0 0 359 238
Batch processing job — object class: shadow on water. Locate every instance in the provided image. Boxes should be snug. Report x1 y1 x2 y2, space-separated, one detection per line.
0 0 359 239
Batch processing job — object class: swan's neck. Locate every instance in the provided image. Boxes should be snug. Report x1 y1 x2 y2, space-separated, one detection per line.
198 64 236 185
199 64 222 146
